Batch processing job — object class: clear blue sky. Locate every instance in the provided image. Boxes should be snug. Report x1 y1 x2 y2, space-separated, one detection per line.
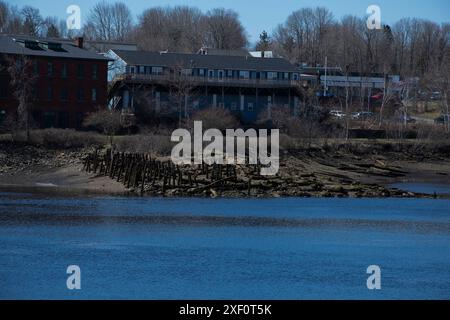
9 0 450 43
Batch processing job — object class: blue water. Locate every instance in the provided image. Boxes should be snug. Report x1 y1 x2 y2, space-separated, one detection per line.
0 192 449 300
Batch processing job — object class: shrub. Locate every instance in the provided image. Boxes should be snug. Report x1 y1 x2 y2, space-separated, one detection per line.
27 129 105 149
114 134 174 156
188 107 240 130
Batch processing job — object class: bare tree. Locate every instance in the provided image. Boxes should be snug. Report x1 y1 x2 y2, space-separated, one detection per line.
84 1 133 41
272 7 334 65
6 55 36 142
135 6 206 52
21 5 43 36
167 63 197 126
204 8 248 50
0 0 8 32
83 109 123 144
43 16 61 38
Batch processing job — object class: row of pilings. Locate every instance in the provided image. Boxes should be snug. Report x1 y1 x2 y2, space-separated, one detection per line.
82 149 259 196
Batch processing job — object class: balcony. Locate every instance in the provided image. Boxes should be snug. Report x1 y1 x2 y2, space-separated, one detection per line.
111 73 299 89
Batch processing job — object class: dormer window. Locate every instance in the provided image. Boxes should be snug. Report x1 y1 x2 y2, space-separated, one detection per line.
24 40 43 50
45 42 66 52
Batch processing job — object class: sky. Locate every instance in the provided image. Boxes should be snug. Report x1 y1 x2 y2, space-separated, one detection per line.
8 0 450 43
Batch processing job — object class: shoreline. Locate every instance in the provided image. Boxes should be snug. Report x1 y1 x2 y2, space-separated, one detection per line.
1 140 449 199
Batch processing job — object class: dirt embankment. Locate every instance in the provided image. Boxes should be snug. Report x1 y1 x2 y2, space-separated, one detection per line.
0 140 449 198
0 141 127 195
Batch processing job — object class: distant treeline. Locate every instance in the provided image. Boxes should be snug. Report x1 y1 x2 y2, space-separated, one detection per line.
0 1 449 79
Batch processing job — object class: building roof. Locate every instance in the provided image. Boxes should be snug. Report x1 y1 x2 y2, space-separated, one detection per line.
111 50 298 73
0 34 110 61
197 47 250 57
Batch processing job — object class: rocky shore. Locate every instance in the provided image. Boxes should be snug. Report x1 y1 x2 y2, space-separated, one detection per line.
1 140 449 198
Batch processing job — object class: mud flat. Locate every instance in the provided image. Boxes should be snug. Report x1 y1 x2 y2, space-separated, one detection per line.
0 140 449 198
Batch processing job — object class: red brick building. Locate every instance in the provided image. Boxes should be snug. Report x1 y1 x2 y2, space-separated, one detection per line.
0 35 110 129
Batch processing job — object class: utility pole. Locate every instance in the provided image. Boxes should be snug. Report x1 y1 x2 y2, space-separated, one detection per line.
323 56 328 97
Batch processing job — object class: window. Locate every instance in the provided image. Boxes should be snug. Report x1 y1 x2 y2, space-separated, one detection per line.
33 61 39 75
227 70 233 77
139 66 145 74
193 100 200 109
0 110 5 124
92 65 98 79
199 69 205 76
32 86 38 99
60 87 68 101
47 62 53 77
77 87 84 101
230 102 237 110
293 73 299 81
43 112 56 128
284 72 289 80
267 72 277 80
239 71 250 79
77 64 84 78
0 81 7 97
181 69 192 76
92 88 97 102
248 103 254 111
61 63 68 78
208 70 215 78
76 112 84 129
58 111 68 128
152 67 163 75
47 86 53 100
24 40 43 51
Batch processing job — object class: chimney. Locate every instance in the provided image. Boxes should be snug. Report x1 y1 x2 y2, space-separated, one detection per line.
75 37 84 49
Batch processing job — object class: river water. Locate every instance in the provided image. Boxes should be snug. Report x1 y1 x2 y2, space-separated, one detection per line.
0 191 449 299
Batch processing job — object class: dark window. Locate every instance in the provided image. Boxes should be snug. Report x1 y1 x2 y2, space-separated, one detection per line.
61 63 68 78
77 64 84 78
58 111 68 128
32 86 38 99
24 40 43 51
92 65 98 79
33 60 39 75
47 62 54 77
77 87 84 101
0 110 6 125
76 112 84 129
0 80 7 97
60 87 68 101
43 112 56 128
47 86 53 100
91 88 97 102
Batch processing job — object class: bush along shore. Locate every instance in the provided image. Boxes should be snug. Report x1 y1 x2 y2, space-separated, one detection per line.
81 147 440 198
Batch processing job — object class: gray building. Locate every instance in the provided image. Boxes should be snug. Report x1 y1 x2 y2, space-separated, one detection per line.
107 49 302 123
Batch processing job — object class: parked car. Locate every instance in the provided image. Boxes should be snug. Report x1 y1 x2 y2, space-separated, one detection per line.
352 111 374 120
330 110 346 119
434 114 450 124
430 92 442 101
396 115 416 123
